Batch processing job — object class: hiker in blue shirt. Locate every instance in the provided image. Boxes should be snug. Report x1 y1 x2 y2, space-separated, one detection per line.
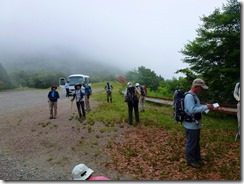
48 85 60 119
71 83 86 119
183 79 214 169
83 82 91 112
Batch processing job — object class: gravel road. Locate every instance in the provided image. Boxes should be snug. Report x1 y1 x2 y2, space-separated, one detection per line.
0 88 133 181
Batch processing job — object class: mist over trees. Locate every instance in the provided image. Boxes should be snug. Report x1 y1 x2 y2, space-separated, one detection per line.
0 51 124 89
177 0 240 104
0 0 240 105
0 63 13 90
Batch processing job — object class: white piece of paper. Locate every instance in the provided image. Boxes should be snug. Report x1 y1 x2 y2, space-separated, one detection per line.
213 103 219 108
205 109 210 113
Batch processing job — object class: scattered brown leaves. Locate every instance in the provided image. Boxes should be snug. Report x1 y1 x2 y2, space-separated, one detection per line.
105 125 240 180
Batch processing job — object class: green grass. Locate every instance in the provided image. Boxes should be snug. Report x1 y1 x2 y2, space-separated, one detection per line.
87 82 240 180
88 81 237 133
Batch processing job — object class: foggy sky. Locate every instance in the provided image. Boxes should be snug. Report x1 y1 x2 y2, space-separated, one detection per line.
0 0 227 79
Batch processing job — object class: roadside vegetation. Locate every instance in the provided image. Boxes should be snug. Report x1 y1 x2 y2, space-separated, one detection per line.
86 82 240 180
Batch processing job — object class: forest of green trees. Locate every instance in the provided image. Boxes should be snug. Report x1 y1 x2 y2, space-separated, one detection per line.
0 0 240 104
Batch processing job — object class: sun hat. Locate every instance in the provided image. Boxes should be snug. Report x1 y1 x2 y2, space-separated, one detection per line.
127 82 133 87
74 83 81 89
72 163 94 180
51 85 57 89
135 83 140 87
192 78 208 89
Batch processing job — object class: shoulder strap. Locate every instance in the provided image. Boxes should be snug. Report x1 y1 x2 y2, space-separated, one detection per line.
184 92 197 104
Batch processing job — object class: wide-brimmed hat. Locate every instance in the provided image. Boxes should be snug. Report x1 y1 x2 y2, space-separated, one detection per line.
74 83 82 89
192 78 208 89
72 164 94 180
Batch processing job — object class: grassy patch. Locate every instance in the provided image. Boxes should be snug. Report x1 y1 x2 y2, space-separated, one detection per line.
87 82 240 180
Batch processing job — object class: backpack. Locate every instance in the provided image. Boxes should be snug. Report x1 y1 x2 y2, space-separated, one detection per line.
125 87 138 104
140 86 145 96
173 89 197 123
106 84 112 91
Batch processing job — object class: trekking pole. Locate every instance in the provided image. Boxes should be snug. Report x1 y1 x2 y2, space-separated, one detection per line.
235 127 240 141
71 100 73 114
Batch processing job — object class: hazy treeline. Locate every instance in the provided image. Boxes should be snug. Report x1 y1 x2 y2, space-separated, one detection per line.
0 54 123 89
0 0 240 105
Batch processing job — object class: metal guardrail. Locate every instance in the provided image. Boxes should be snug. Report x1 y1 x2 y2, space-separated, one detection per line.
145 96 237 115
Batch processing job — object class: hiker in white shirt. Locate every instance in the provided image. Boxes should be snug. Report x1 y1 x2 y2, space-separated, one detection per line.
233 81 240 138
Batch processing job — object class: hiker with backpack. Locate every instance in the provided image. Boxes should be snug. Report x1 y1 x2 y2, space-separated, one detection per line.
135 83 146 112
181 79 215 169
233 81 240 140
105 82 113 103
71 83 86 119
124 82 141 125
48 85 60 119
83 82 91 112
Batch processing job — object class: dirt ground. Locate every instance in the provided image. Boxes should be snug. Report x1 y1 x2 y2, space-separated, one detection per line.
0 89 134 180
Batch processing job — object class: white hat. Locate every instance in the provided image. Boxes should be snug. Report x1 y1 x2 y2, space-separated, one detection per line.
192 78 209 89
72 164 94 180
127 82 133 87
135 83 140 87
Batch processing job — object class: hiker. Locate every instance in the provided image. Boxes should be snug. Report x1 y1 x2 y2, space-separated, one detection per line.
124 82 140 125
183 78 214 169
233 81 240 140
64 81 70 97
135 83 146 112
143 85 147 96
72 163 110 180
105 82 113 103
83 82 91 112
47 85 60 119
71 83 86 119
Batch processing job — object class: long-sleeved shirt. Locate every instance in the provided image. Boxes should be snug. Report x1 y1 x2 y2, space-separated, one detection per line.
183 92 208 130
48 90 60 102
233 82 240 102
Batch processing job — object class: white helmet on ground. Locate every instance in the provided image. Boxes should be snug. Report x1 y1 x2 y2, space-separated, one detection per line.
72 163 94 180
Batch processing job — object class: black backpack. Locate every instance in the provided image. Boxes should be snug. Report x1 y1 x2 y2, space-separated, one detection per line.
126 87 138 104
173 89 186 123
173 89 199 123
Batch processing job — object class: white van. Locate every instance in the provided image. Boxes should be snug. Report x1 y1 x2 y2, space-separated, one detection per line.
59 74 90 95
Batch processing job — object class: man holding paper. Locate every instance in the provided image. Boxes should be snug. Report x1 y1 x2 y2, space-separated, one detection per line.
183 78 216 169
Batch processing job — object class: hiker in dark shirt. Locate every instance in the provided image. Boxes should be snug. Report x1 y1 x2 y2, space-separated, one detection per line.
48 85 60 119
105 82 113 103
124 82 140 125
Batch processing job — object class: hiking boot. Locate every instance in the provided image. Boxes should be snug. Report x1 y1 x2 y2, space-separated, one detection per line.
49 117 53 119
187 162 201 169
198 157 207 162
